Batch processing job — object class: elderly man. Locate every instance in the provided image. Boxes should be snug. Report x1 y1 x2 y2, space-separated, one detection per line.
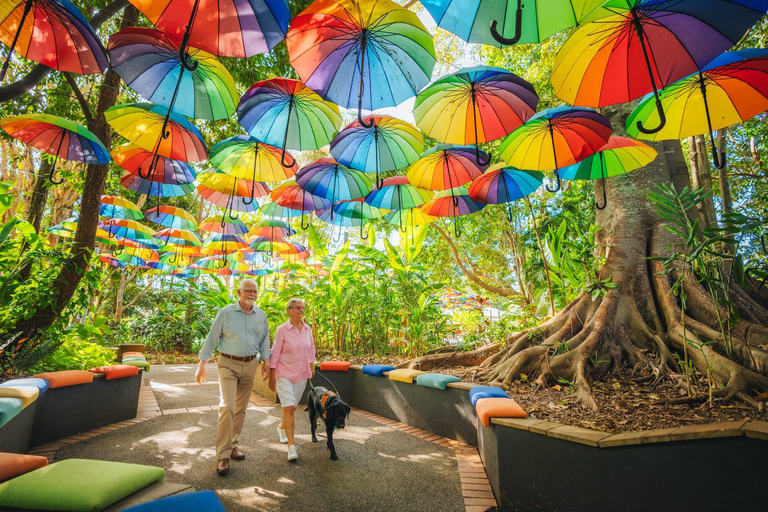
196 279 271 476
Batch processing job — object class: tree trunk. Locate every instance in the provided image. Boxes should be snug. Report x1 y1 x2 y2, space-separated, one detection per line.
687 135 718 230
26 160 51 233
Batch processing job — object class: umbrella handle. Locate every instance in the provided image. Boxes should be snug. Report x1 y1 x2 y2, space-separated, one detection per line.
506 202 514 223
357 35 375 129
360 222 369 240
48 132 67 185
280 147 296 168
454 217 462 238
0 0 32 81
358 109 374 128
632 15 666 135
489 0 523 46
114 246 123 256
595 181 607 210
332 228 341 243
475 147 491 167
636 98 667 135
301 215 311 230
712 137 726 170
178 0 201 72
545 170 561 193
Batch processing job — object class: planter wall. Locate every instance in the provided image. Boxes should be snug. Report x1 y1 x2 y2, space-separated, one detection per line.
0 402 37 453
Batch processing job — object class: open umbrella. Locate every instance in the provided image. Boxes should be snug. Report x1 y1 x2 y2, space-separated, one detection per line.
258 201 304 220
406 144 489 192
200 214 249 235
270 182 331 229
317 198 385 240
237 78 342 167
626 49 768 169
498 106 612 192
414 66 538 164
144 205 198 231
112 143 197 197
365 176 432 231
201 233 248 255
551 0 768 134
99 196 144 221
384 207 437 231
0 0 108 80
295 159 373 218
197 168 271 216
249 219 296 239
559 136 657 209
154 227 203 249
0 113 109 184
468 164 544 219
421 186 485 236
286 0 436 126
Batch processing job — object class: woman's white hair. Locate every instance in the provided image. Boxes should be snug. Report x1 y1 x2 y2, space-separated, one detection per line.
286 298 305 311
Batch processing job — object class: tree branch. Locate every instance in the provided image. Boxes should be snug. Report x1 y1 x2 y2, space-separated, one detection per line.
63 73 93 125
120 276 155 315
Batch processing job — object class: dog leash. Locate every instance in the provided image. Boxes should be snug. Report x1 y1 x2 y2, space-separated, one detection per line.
308 369 341 397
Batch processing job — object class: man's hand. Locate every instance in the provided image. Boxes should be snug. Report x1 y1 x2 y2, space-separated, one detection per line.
261 360 270 380
195 361 207 384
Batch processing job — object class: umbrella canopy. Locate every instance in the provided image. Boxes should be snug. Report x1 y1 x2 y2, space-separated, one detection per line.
277 242 309 255
258 201 304 219
384 207 437 229
317 197 384 239
47 223 75 238
247 235 292 254
295 158 373 206
365 176 433 211
113 143 197 197
237 77 342 166
99 195 144 221
626 49 768 168
0 0 108 80
406 144 489 192
127 0 290 59
420 0 608 47
144 205 198 231
159 252 192 266
286 0 436 124
270 183 332 225
498 106 612 192
249 219 296 239
330 115 424 185
200 214 249 235
551 0 768 134
101 219 162 249
0 113 109 184
468 164 544 219
154 227 203 247
201 233 249 255
108 27 239 121
121 172 196 197
197 168 271 214
420 186 485 236
99 254 128 269
413 66 538 164
123 246 160 262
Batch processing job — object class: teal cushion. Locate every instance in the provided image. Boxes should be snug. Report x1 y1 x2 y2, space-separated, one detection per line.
0 458 164 511
0 397 23 428
415 373 462 390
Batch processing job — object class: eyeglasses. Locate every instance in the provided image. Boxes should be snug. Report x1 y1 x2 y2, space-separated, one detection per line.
241 289 258 295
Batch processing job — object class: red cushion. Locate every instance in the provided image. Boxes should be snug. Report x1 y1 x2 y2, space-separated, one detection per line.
318 361 352 372
475 397 527 428
0 452 48 482
32 370 93 389
88 365 140 380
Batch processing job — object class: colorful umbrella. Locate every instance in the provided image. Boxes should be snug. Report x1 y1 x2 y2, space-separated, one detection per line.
237 78 342 167
248 219 296 239
384 207 437 231
286 0 436 125
100 219 162 250
122 246 160 262
317 198 384 239
270 182 331 229
330 115 424 186
99 196 144 221
146 261 175 273
200 214 249 234
47 223 75 238
0 113 109 184
144 205 198 231
277 242 309 255
559 136 657 209
413 66 538 164
365 176 432 212
197 168 271 215
498 106 612 192
247 235 292 254
468 164 544 219
421 186 485 236
626 49 768 168
112 143 197 197
0 0 108 80
551 0 768 134
108 27 239 121
99 254 128 269
406 144 489 192
295 159 373 216
154 228 203 247
160 252 192 266
258 201 304 220
126 0 290 60
201 233 248 255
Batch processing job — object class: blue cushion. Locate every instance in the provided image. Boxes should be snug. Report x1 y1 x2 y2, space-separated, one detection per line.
416 373 462 390
362 364 396 377
0 378 49 395
0 397 23 428
123 491 226 512
469 386 508 406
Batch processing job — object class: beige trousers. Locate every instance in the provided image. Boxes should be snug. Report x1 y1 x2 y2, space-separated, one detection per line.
216 356 259 460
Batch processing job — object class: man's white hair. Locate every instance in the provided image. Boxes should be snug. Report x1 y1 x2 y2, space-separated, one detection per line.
238 278 258 290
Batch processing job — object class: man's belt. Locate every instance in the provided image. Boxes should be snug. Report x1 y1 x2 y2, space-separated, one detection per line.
220 353 258 362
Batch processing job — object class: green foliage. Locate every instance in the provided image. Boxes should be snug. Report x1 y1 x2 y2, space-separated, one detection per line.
31 317 114 373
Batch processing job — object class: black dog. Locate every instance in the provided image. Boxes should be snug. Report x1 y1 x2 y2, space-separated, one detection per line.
307 385 351 460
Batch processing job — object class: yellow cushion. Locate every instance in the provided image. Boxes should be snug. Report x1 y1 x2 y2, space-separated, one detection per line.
0 386 39 409
387 369 425 384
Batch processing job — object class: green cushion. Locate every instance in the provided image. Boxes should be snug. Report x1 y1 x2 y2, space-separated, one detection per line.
0 458 164 511
0 397 23 428
122 359 150 372
415 373 462 390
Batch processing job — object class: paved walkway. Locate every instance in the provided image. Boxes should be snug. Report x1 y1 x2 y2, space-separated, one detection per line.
27 365 497 512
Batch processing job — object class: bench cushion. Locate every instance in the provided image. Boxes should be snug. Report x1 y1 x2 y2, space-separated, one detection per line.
318 361 351 372
0 452 48 482
0 378 49 394
89 365 140 380
0 397 23 428
475 397 527 428
121 352 144 358
387 368 425 384
362 364 396 377
0 385 39 408
122 359 151 372
32 370 94 389
122 490 226 512
0 458 165 511
469 386 509 406
415 373 462 390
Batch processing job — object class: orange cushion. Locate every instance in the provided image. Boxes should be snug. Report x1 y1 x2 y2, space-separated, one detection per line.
318 361 352 371
475 397 527 428
32 370 94 389
387 368 425 383
121 352 144 358
88 365 140 380
0 452 48 482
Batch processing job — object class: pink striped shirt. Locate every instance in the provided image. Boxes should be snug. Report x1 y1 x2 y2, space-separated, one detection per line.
269 320 315 382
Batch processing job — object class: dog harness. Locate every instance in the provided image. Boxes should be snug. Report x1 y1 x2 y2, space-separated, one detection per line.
320 390 336 419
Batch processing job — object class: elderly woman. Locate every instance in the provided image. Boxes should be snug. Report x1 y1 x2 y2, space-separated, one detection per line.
268 298 315 461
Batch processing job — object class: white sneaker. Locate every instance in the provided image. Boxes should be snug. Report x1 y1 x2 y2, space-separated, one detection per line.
277 425 288 444
287 445 298 461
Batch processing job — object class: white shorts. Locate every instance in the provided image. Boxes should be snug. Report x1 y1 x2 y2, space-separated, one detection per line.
275 377 307 408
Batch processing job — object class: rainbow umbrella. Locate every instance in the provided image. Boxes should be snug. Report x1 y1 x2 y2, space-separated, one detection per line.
551 0 768 134
286 0 436 126
317 198 384 239
258 201 304 220
154 227 203 247
365 176 432 212
195 255 240 272
247 235 292 254
468 164 544 219
108 27 239 121
47 223 75 238
249 219 296 239
0 114 109 184
200 214 249 234
123 246 160 262
0 0 107 80
270 182 331 229
330 115 424 186
626 49 768 169
197 169 271 215
146 261 175 273
414 66 538 164
559 136 657 209
100 254 128 269
121 173 196 197
384 207 437 231
277 242 309 255
127 0 289 61
419 0 608 47
295 159 373 214
171 267 204 278
144 205 198 231
112 144 197 197
160 252 192 266
201 233 248 255
237 78 342 167
101 218 157 238
406 144 489 192
498 106 612 192
99 196 144 221
421 186 485 236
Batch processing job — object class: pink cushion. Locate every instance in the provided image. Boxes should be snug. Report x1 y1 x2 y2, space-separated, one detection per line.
121 351 144 358
475 397 527 428
318 361 352 371
32 370 93 389
88 365 140 380
0 452 48 482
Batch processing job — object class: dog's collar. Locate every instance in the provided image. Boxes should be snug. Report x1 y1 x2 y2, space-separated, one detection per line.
320 390 336 420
